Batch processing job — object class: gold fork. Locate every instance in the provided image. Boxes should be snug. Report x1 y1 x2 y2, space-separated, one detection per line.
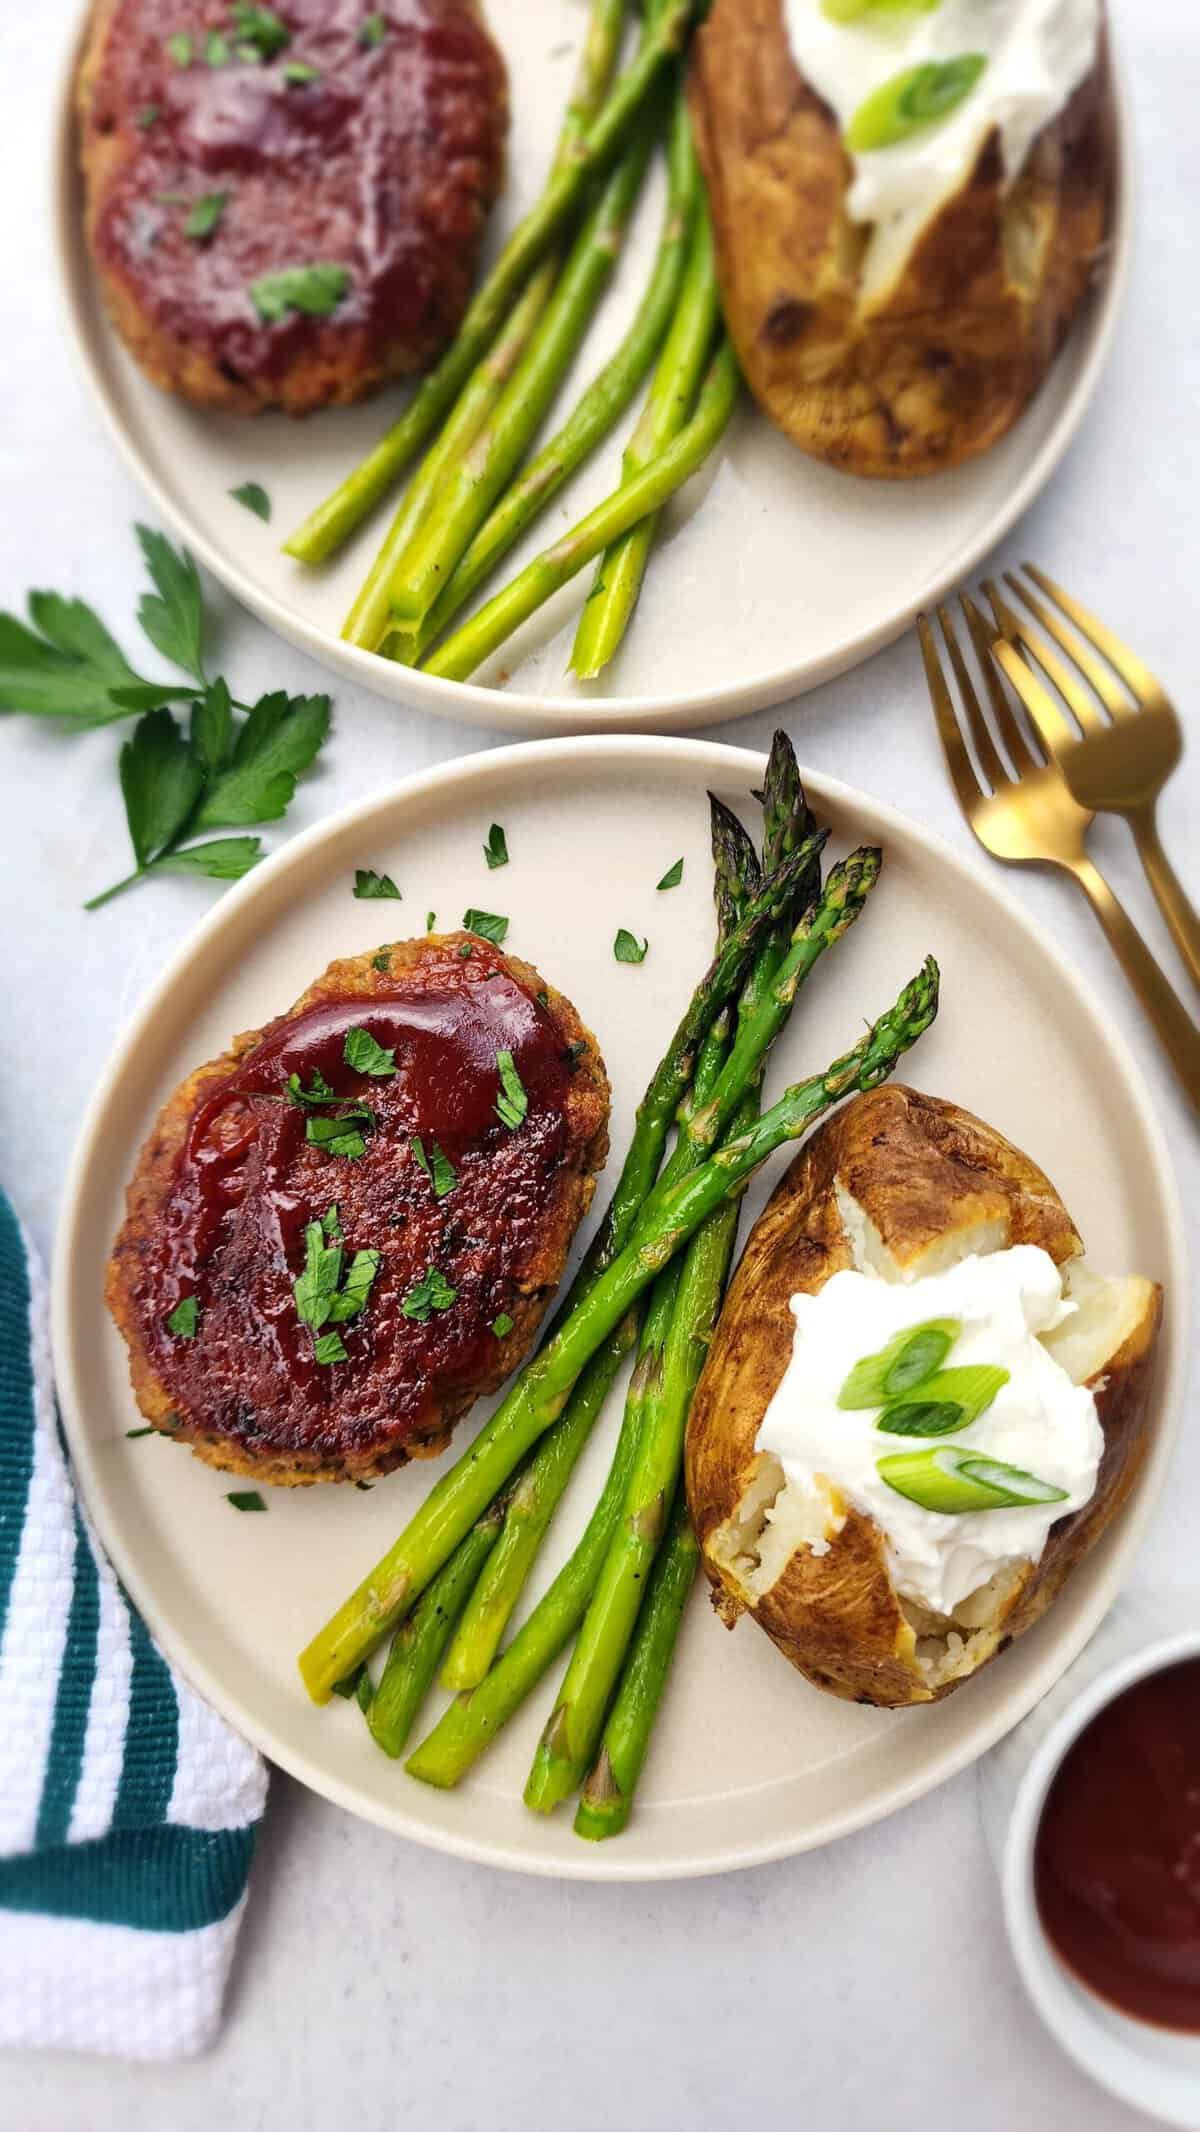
918 595 1200 1114
984 565 1200 990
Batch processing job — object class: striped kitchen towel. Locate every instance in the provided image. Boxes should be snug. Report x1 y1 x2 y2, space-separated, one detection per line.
0 1191 267 2059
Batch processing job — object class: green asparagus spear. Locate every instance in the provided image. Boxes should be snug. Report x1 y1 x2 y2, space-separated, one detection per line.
340 0 629 649
573 1482 699 1838
385 107 663 633
366 1503 504 1757
525 1087 757 1813
570 197 720 678
385 91 698 668
284 0 696 565
298 958 940 1702
422 339 740 684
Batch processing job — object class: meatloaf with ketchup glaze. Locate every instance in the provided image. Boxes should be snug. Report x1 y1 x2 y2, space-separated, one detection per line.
106 934 609 1484
76 0 509 414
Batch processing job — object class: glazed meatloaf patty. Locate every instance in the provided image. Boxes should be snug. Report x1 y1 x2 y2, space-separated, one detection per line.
106 935 610 1483
76 0 509 414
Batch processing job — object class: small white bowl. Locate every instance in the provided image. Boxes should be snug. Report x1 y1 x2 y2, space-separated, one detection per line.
1000 1620 1200 2128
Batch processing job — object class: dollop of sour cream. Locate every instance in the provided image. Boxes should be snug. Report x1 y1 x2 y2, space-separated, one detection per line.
755 1245 1103 1618
783 0 1100 293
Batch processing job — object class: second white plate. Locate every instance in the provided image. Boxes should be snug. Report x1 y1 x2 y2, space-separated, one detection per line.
53 4 1130 734
53 737 1186 1880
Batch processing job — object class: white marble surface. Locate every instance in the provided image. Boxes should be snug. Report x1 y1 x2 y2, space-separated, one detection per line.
1 3 1197 2126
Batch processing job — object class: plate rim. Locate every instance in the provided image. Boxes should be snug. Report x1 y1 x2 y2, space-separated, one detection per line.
51 733 1189 1881
49 8 1134 736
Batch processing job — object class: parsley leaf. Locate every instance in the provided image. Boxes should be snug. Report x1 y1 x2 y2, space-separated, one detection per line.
293 1221 344 1329
354 868 400 900
165 1296 199 1339
656 858 684 891
371 951 391 973
230 2 290 58
305 1108 373 1160
327 1249 382 1323
0 594 189 725
156 837 263 881
343 1027 396 1078
189 677 234 772
359 11 387 44
227 1490 267 1512
463 908 508 945
185 191 228 241
166 31 193 65
314 1331 348 1365
250 262 350 324
483 822 509 870
283 59 320 83
120 708 206 869
411 1136 457 1199
195 690 331 826
492 1313 514 1338
126 1426 156 1439
425 910 435 932
401 1267 458 1323
206 30 231 64
614 929 649 965
231 480 271 521
495 1050 528 1130
287 1067 336 1106
136 524 206 682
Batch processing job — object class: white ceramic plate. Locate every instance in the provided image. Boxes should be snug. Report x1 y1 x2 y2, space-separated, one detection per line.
52 6 1131 736
53 737 1186 1880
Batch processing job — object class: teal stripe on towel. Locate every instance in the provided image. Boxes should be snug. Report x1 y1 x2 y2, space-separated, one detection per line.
35 1504 101 1848
0 1195 36 1647
112 1603 179 1829
0 1824 256 1931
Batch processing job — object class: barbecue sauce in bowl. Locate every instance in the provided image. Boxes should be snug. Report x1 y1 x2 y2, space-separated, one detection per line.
1035 1657 1200 2031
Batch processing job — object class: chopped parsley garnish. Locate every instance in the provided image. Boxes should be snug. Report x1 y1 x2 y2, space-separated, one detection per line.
165 1295 199 1340
463 907 508 945
411 1136 457 1199
135 105 161 129
565 1039 589 1071
494 1050 528 1131
231 481 271 522
343 1026 396 1078
287 1067 337 1106
283 60 321 84
305 1107 374 1160
457 942 472 959
354 867 401 901
371 950 391 972
227 1490 267 1512
492 1313 514 1339
166 31 194 66
293 1220 382 1359
250 263 351 325
331 1251 383 1324
230 3 290 59
425 910 435 931
184 192 228 242
126 1426 156 1439
313 1331 348 1365
205 30 232 65
359 11 388 44
656 857 684 891
614 929 648 965
401 1267 458 1323
483 822 509 870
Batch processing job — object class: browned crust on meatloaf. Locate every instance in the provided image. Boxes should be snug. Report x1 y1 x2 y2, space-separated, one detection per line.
76 0 508 415
106 934 609 1483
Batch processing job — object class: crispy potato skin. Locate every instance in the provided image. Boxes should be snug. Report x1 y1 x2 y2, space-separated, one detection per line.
106 935 609 1485
685 1085 1162 1707
688 0 1116 476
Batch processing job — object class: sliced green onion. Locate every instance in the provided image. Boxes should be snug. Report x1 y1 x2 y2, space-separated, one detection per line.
838 1318 960 1409
846 54 987 153
878 1446 1068 1514
874 1400 964 1439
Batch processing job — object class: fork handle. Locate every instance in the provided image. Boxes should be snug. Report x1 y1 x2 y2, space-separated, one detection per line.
1069 855 1200 1112
1124 805 1200 992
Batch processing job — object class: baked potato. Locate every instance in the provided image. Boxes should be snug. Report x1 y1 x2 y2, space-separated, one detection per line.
688 0 1117 476
685 1085 1161 1706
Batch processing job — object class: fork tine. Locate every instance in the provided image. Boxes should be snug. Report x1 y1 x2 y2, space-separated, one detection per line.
993 638 1081 771
959 593 1043 772
1000 574 1119 723
917 612 987 820
935 602 1011 794
983 579 1106 738
1022 564 1164 705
